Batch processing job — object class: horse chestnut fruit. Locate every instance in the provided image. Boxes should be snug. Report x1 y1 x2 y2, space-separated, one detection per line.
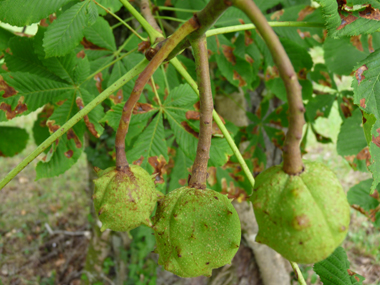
250 161 350 264
152 187 241 278
93 165 162 232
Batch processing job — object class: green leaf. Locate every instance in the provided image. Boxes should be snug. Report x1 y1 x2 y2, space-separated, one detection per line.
96 0 123 16
310 63 337 90
1 72 74 114
0 26 15 52
32 105 54 153
5 37 63 81
337 108 367 156
352 49 380 119
36 99 85 179
43 1 95 57
0 0 74 26
169 147 192 191
347 179 380 211
314 247 365 285
83 17 116 51
306 94 336 122
367 118 380 193
127 112 168 168
78 87 104 137
0 126 29 156
324 36 369 76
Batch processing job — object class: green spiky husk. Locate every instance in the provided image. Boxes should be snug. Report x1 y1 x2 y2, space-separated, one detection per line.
93 165 161 232
250 161 350 264
152 187 241 278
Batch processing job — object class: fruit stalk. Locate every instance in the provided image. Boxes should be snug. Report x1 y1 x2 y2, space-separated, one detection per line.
233 0 305 175
188 36 213 189
114 18 200 172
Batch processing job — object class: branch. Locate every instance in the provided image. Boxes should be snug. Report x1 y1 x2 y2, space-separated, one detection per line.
167 0 232 58
0 59 149 190
188 36 213 189
140 0 163 34
170 58 256 192
114 18 199 171
233 0 305 175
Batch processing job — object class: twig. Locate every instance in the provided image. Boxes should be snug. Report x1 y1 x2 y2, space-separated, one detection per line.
114 18 199 171
44 223 91 238
233 0 305 175
140 0 163 33
188 36 213 189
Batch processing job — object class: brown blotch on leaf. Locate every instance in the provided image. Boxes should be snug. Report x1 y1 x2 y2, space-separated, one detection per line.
76 50 86 59
67 129 82 148
178 179 187 186
0 75 17 98
222 45 236 65
360 98 366 108
133 102 154 114
318 71 332 87
355 65 368 85
372 134 380 147
148 155 167 184
270 10 284 20
233 70 246 87
94 72 103 93
238 19 253 46
181 121 199 138
76 97 99 137
133 155 144 166
110 89 123 104
298 68 307 80
297 29 311 39
368 34 374 53
186 110 200 120
359 5 380 20
356 146 371 167
64 150 74 158
81 38 107 50
47 121 60 133
337 13 358 30
265 66 279 81
350 35 363 52
0 101 27 120
297 6 315 21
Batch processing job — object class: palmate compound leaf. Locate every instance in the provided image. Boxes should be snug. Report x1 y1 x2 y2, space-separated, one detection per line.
314 0 380 38
43 0 98 57
0 0 73 26
314 247 365 285
0 126 29 157
164 84 232 167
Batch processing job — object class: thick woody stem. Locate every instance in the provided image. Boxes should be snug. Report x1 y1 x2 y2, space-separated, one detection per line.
114 18 199 172
188 36 213 189
233 0 305 175
166 0 232 60
140 0 163 34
